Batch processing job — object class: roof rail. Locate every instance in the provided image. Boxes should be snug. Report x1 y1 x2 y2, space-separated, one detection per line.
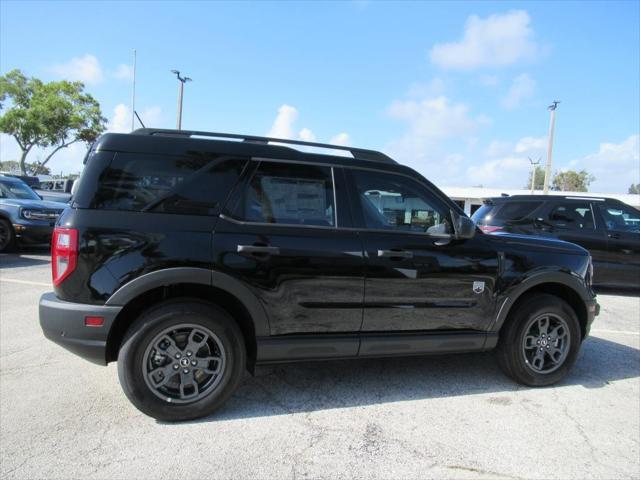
131 128 396 164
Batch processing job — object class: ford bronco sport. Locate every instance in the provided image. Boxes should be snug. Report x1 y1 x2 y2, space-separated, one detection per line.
40 129 599 421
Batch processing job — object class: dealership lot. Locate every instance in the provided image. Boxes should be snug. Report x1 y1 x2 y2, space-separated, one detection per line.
1 250 639 479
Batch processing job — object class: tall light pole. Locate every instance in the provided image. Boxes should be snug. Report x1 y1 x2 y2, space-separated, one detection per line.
528 156 541 194
543 101 560 194
130 49 137 131
171 70 192 130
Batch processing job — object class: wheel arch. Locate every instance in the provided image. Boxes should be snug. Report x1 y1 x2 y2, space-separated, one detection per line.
104 268 269 366
493 273 591 339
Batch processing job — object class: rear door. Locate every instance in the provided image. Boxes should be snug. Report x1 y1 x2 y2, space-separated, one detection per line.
213 160 365 338
595 202 640 289
346 168 499 333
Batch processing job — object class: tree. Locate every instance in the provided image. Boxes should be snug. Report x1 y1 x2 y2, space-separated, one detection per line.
629 183 640 194
0 69 106 175
525 166 546 190
0 159 50 175
551 169 595 192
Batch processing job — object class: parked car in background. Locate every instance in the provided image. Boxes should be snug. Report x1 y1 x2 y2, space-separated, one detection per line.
472 195 640 292
0 175 67 252
40 129 598 421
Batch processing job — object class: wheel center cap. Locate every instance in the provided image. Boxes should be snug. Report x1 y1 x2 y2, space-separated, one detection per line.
541 338 547 346
180 357 190 367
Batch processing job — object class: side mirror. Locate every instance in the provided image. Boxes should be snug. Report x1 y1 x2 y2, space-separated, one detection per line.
452 210 476 240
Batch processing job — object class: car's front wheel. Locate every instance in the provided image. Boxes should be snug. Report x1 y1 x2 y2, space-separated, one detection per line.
0 218 16 252
117 300 246 421
496 293 582 386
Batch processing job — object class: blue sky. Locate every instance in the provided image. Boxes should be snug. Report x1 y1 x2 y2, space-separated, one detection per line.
1 1 638 192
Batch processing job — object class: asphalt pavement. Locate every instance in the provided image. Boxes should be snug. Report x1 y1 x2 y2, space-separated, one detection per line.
1 249 639 479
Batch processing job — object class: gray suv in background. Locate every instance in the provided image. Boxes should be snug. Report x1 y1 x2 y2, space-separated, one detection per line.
0 175 67 251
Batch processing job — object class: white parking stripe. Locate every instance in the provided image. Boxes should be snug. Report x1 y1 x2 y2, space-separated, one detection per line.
591 328 640 336
0 278 50 287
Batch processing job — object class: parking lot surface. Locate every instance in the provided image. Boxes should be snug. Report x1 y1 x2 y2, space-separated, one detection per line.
1 249 639 479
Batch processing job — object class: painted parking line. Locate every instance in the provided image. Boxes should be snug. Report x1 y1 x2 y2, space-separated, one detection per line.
0 278 50 287
591 328 640 336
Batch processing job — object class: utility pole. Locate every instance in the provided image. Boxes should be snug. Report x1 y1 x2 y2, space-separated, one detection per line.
528 156 541 194
543 101 560 194
171 70 192 130
130 49 137 131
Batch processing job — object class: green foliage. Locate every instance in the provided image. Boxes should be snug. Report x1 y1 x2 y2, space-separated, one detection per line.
525 166 546 190
629 183 640 194
0 69 107 174
0 160 50 175
551 169 595 192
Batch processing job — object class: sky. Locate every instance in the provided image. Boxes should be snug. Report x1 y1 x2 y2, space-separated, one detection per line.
1 1 639 193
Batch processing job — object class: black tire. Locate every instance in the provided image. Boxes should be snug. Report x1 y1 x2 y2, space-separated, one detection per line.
117 299 246 421
496 293 581 387
0 218 16 253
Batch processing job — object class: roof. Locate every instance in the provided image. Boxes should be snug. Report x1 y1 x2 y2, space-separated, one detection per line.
442 186 640 208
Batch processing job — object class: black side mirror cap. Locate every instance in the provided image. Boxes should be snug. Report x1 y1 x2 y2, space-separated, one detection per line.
452 210 476 240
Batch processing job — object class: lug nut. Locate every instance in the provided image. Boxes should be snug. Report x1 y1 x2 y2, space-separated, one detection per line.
191 361 197 366
186 351 192 357
183 369 189 374
173 364 179 370
175 353 181 359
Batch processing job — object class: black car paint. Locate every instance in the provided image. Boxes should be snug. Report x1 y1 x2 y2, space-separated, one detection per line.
42 132 598 366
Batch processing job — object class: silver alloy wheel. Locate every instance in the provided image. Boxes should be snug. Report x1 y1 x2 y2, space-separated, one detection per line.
142 323 226 404
521 313 571 374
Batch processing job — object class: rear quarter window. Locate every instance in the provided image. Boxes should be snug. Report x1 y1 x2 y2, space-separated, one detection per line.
89 152 247 215
493 201 542 221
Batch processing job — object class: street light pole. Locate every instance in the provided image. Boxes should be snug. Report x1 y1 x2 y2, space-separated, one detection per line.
170 70 192 130
528 156 541 194
543 101 560 195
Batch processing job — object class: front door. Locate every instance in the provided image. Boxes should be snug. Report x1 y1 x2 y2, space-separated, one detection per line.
213 160 365 335
345 168 499 333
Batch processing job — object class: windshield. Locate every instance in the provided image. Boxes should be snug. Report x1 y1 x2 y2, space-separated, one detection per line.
0 180 41 200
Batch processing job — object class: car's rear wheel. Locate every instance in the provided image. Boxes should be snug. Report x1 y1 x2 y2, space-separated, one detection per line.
117 300 246 421
496 293 581 386
0 218 16 252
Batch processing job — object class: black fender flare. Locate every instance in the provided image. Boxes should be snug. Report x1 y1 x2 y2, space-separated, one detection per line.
105 267 270 336
490 271 592 332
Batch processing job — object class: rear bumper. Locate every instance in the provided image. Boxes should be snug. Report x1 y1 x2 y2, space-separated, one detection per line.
39 292 121 365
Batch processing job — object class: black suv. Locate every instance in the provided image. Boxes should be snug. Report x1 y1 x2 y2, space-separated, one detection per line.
40 129 599 421
472 195 640 292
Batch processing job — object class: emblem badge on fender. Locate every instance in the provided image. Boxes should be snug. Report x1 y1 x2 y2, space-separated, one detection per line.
473 281 485 294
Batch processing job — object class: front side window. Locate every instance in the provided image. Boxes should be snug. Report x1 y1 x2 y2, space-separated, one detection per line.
548 203 595 230
350 169 451 234
233 161 335 227
598 204 640 233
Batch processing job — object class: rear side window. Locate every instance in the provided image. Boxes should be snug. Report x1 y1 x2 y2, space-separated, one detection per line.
548 203 595 230
494 201 542 221
91 153 247 215
232 161 335 227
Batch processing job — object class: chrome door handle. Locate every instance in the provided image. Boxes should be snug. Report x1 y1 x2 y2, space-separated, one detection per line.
237 245 280 255
377 249 413 259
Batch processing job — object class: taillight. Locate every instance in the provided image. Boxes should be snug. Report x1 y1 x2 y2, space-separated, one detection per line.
479 225 503 234
51 227 78 286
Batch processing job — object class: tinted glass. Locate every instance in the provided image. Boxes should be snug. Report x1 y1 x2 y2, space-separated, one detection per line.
548 203 595 230
471 204 496 224
91 153 247 215
351 169 451 234
234 161 335 226
495 201 541 221
598 204 640 233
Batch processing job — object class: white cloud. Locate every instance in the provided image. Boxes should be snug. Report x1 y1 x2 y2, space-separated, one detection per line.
51 54 103 84
330 133 350 146
113 63 133 80
515 135 546 154
429 10 538 70
298 128 316 142
502 73 536 109
485 140 512 157
569 135 640 193
268 104 298 139
466 155 531 186
108 104 163 133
